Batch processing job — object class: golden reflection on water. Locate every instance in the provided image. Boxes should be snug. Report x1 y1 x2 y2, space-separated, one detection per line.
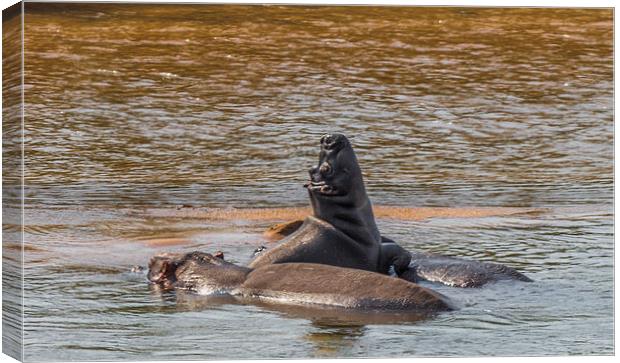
21 4 612 209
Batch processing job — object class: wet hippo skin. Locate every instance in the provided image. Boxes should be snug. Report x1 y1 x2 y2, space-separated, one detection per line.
403 252 533 288
148 251 453 312
261 222 533 288
250 133 531 287
249 133 411 275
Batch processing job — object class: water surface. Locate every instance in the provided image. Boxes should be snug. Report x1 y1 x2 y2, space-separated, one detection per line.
11 4 615 360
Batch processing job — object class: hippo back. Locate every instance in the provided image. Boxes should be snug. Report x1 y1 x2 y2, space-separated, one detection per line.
249 216 380 272
241 263 453 312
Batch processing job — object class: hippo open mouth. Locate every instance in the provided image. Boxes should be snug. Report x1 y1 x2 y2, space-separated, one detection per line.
305 180 340 196
305 182 338 195
304 134 351 196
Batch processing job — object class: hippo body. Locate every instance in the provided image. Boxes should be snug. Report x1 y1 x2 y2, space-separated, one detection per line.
241 263 452 311
250 134 411 276
249 216 380 272
256 217 531 288
402 252 533 288
249 133 530 287
148 252 453 312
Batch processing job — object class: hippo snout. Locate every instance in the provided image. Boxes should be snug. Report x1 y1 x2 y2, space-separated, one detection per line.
320 133 349 151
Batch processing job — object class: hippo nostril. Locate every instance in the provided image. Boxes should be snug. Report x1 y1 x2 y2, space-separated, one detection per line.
320 134 333 145
320 133 348 151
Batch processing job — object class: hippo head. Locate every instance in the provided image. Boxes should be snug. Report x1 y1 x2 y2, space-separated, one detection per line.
304 133 381 244
147 251 227 287
305 133 367 205
147 254 181 287
148 251 251 293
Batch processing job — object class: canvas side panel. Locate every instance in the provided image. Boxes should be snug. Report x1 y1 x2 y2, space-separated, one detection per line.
2 1 24 361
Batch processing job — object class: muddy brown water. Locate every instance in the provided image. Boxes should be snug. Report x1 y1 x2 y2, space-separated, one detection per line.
2 4 613 360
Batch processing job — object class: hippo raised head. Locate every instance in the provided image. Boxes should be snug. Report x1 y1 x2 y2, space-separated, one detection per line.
248 133 410 274
305 133 382 247
307 134 362 198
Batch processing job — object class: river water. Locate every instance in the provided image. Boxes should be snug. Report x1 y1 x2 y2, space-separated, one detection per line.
9 3 615 360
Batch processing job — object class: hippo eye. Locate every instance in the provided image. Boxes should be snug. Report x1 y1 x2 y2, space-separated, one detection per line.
319 162 333 176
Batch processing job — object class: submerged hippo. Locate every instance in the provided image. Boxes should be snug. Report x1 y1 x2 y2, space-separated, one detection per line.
403 252 532 287
249 133 411 276
148 251 453 312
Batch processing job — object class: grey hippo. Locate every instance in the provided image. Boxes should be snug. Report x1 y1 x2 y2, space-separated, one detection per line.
252 133 532 288
249 133 412 276
147 251 453 312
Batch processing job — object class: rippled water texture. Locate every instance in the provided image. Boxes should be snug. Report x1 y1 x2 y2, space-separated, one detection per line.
11 4 615 360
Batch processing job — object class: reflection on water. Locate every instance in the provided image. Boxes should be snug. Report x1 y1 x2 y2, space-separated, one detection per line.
305 325 367 357
11 3 614 360
22 4 612 208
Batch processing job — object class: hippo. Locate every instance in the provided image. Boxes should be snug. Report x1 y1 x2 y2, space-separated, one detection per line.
249 133 411 276
378 232 531 286
147 251 453 313
248 133 531 288
257 222 532 288
402 252 532 287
